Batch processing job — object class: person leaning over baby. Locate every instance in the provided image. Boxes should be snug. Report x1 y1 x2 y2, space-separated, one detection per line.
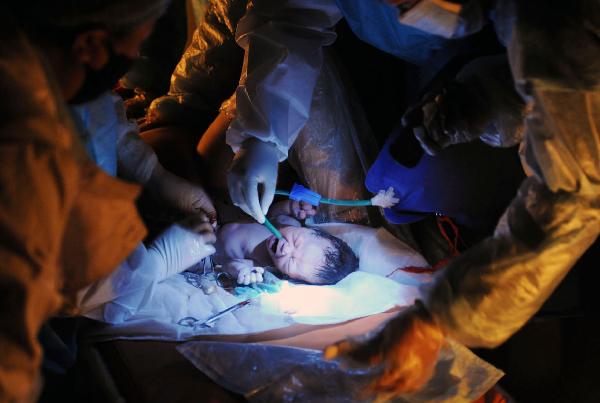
214 199 359 286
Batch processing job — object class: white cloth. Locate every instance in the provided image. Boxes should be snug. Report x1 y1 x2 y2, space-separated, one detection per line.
78 225 216 324
226 0 342 160
71 91 159 184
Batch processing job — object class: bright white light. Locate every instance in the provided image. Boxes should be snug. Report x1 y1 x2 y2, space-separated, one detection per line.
260 281 343 316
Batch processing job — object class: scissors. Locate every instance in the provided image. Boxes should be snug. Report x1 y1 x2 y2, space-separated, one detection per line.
177 298 252 329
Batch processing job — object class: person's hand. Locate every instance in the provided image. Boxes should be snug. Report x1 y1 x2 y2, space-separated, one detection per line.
227 138 279 223
148 213 217 280
236 265 265 285
290 200 317 220
324 302 444 399
403 83 480 156
148 164 217 220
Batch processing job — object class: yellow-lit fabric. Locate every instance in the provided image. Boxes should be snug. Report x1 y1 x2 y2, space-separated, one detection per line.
427 0 600 347
0 12 146 402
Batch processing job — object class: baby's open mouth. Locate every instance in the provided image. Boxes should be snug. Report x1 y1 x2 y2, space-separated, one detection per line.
271 238 279 254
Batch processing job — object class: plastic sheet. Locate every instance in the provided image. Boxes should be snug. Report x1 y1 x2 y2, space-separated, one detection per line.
288 52 379 225
178 340 503 402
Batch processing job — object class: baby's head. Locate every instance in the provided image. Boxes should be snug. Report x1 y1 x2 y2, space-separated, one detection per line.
266 226 359 285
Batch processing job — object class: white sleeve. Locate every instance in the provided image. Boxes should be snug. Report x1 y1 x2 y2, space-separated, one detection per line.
77 223 216 324
226 0 342 160
76 244 163 323
113 95 158 185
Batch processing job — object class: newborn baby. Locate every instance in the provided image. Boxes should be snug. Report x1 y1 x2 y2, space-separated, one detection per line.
214 200 359 285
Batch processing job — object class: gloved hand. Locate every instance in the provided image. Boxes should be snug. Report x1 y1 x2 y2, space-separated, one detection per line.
403 82 485 156
324 301 444 398
147 213 217 282
147 164 217 220
227 138 279 223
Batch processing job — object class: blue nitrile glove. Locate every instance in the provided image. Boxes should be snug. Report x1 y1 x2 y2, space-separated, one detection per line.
227 138 279 223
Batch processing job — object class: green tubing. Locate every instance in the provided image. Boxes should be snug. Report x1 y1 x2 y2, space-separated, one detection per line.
320 198 372 206
274 190 372 207
263 217 283 239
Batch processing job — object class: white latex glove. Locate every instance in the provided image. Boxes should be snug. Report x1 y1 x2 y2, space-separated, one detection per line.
147 164 217 219
227 138 279 223
370 187 400 208
147 215 217 282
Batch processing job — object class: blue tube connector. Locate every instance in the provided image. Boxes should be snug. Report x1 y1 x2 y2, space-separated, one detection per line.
288 183 322 206
275 183 372 207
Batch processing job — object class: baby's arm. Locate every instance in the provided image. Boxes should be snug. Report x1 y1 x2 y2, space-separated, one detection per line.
222 258 265 285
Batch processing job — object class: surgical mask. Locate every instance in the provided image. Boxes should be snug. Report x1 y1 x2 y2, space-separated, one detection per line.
69 44 135 104
396 0 485 39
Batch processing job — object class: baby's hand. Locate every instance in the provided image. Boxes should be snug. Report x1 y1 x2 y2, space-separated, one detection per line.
290 200 317 220
237 266 265 285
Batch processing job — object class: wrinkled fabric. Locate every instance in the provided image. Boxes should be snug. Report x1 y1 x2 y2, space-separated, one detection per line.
178 340 502 403
71 93 219 322
425 0 600 347
0 13 145 402
497 0 600 93
146 0 247 126
429 176 600 347
288 52 374 224
226 0 342 160
78 224 217 324
71 91 159 184
151 0 497 159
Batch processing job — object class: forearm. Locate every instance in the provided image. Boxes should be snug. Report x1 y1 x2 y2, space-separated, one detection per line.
427 176 600 348
169 0 246 102
76 244 163 320
226 0 342 159
117 130 158 185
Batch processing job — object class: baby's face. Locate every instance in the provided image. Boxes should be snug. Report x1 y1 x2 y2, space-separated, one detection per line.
266 227 331 284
